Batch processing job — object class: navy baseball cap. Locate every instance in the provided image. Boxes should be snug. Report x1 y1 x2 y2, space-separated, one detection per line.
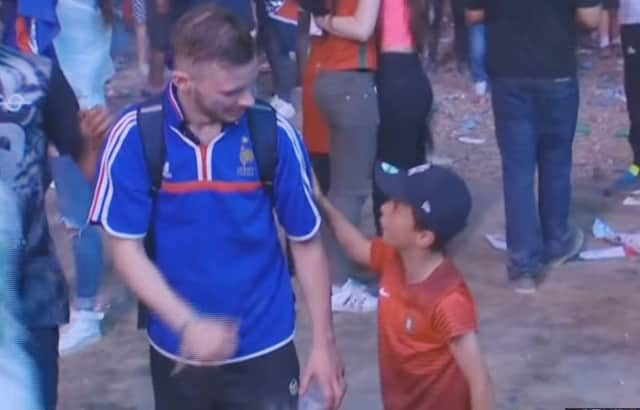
374 161 472 244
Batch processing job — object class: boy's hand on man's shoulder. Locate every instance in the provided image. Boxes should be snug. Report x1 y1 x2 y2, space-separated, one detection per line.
79 106 113 153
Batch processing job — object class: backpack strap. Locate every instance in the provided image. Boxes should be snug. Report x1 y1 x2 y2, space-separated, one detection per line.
247 99 279 200
137 95 166 197
135 95 166 329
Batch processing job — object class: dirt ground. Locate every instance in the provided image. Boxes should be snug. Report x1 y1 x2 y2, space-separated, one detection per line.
55 39 640 409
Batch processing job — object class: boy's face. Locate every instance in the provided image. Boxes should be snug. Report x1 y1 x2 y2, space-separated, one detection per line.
380 200 434 249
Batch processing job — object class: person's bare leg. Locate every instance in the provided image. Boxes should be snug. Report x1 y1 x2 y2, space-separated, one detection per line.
599 10 611 48
611 8 621 45
135 23 149 76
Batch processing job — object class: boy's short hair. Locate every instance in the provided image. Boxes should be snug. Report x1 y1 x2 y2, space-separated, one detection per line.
172 4 255 66
375 162 472 248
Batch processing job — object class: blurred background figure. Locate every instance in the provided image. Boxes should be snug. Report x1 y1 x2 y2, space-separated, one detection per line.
51 0 115 356
131 0 149 75
606 0 640 194
599 0 621 56
0 182 42 410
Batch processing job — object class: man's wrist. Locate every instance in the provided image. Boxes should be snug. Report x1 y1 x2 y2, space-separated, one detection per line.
312 329 337 348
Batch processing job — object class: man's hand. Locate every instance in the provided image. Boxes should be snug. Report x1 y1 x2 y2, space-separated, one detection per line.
79 106 112 153
180 317 239 363
301 340 347 410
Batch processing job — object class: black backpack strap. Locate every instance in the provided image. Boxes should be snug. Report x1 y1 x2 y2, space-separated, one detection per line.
137 95 166 196
135 95 166 329
247 99 279 200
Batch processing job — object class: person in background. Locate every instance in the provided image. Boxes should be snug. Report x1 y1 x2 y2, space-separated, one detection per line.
372 0 434 235
466 0 602 293
1 0 59 59
317 162 495 410
312 0 381 314
468 18 488 97
262 0 300 119
599 0 621 56
606 0 640 193
0 33 112 409
47 0 115 356
429 0 469 73
132 0 150 75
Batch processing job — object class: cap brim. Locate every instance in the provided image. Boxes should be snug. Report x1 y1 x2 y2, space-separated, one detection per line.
374 163 413 204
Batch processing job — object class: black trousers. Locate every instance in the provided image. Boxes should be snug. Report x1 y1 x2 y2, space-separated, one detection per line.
150 342 299 410
373 52 434 233
622 24 640 165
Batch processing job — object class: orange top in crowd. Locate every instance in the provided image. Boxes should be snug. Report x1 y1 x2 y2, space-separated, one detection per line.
380 0 414 50
302 0 378 154
370 239 478 410
307 0 378 72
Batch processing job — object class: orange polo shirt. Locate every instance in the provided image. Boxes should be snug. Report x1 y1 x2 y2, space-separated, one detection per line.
370 239 478 410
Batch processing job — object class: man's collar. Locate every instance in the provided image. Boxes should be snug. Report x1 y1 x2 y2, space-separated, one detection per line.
165 82 186 127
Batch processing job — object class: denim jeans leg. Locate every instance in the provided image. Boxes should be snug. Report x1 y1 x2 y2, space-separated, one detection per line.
535 79 579 259
50 156 104 308
265 18 297 102
469 24 488 83
491 78 543 278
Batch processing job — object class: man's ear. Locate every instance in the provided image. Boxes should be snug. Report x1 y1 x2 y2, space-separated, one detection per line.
416 230 436 249
172 69 191 91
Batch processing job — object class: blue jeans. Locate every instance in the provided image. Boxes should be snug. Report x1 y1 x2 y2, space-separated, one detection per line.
50 156 104 309
491 77 579 279
469 24 488 83
264 17 298 102
0 182 42 410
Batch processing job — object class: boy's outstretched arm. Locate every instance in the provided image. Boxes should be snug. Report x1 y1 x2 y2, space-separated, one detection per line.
314 182 371 267
450 333 496 410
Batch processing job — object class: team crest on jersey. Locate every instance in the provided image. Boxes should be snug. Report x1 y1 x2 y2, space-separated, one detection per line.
237 136 256 177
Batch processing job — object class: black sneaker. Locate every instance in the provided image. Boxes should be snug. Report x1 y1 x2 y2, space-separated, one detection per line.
546 227 585 268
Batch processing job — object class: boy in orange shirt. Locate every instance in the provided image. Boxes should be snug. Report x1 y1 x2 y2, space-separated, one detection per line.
316 162 495 410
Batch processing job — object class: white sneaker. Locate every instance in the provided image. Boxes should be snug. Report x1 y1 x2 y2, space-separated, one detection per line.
331 287 378 313
59 309 104 357
270 96 296 120
331 278 365 295
474 81 488 96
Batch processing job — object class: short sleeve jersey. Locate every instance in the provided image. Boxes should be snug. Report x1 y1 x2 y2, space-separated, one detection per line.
89 84 321 364
370 239 479 410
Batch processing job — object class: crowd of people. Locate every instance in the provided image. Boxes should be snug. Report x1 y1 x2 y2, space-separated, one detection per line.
0 0 638 409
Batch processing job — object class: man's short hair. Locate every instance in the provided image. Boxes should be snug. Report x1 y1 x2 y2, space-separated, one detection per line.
172 4 255 67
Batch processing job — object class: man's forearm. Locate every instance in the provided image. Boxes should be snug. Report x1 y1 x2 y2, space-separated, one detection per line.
290 236 335 345
110 238 195 333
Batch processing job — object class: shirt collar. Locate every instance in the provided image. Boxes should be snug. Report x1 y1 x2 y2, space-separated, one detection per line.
164 82 186 127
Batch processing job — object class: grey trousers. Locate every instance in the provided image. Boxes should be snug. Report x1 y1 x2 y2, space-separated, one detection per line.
314 70 379 285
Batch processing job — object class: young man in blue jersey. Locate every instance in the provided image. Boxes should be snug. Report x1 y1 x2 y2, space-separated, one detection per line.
89 4 345 410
